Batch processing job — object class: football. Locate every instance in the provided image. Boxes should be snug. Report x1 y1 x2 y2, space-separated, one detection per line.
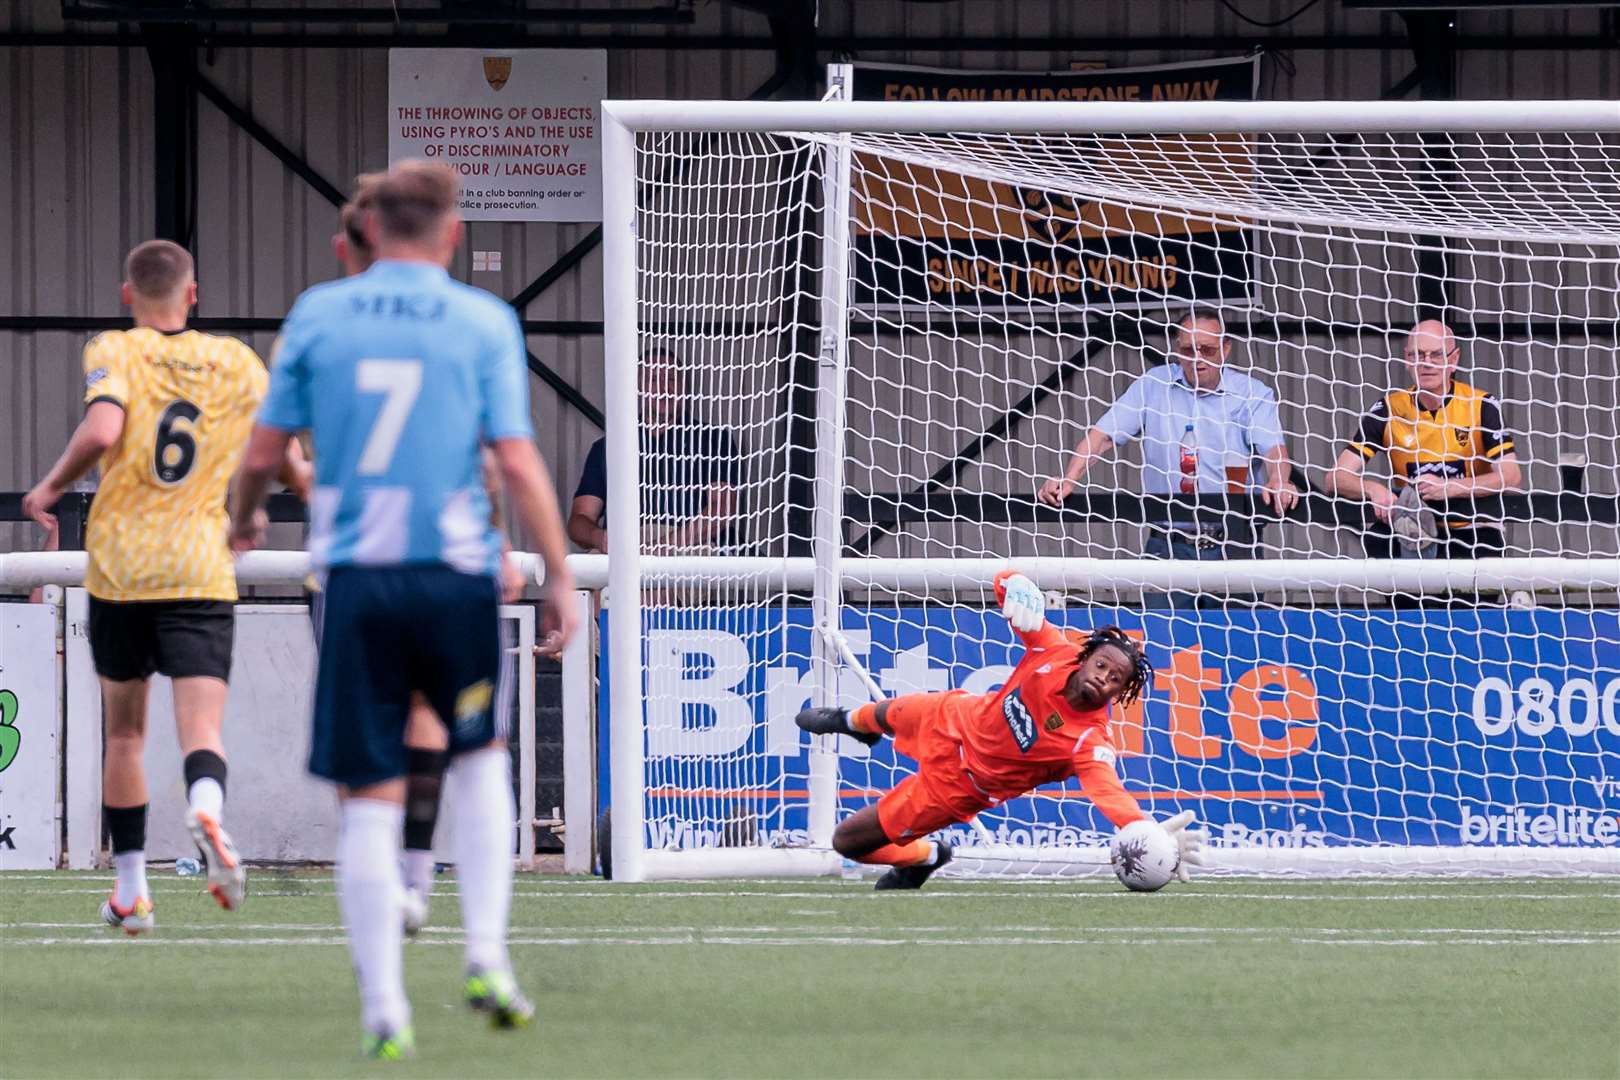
1110 819 1180 892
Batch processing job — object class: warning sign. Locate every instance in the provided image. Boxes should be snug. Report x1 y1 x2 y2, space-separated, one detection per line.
389 48 605 222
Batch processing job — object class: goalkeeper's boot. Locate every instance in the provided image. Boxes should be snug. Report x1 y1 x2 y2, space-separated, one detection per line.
402 886 430 939
185 808 246 912
874 841 954 892
360 1025 416 1061
464 965 534 1030
100 894 155 936
795 706 879 748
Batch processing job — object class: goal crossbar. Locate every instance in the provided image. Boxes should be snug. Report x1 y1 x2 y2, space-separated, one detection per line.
603 99 1620 135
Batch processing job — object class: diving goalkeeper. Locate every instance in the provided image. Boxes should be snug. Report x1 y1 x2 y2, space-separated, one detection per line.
796 570 1206 890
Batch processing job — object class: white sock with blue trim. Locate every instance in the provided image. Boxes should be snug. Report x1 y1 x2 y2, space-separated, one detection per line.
337 798 410 1034
448 747 514 973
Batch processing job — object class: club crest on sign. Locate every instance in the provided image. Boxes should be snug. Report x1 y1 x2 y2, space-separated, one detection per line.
483 57 513 92
1018 187 1093 247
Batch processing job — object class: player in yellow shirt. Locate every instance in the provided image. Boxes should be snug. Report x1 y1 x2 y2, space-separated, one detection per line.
23 240 266 933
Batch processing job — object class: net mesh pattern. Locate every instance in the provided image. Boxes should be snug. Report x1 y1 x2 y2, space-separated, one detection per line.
625 124 1620 872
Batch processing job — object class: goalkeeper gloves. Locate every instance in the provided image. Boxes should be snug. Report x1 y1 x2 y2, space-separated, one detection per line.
999 572 1046 633
1160 810 1208 884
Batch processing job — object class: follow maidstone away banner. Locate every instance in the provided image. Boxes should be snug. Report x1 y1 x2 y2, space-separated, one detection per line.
842 57 1260 312
602 606 1620 854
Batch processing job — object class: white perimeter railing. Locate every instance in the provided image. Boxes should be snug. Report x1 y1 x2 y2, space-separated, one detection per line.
5 550 1620 875
0 551 592 874
9 550 1620 594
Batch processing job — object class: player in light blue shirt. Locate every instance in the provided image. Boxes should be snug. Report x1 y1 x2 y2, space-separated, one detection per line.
229 162 576 1058
255 258 530 576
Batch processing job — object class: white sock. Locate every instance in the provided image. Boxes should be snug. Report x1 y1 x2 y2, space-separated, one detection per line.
337 799 410 1034
113 851 148 908
447 747 515 973
188 778 225 821
402 849 435 897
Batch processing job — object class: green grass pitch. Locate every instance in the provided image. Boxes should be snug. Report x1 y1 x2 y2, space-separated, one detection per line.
1 871 1616 1079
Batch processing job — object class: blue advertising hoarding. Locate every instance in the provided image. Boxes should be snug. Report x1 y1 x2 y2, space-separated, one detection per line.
601 607 1620 853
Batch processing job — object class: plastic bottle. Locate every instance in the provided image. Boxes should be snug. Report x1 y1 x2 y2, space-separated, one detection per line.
1178 423 1199 494
175 857 202 877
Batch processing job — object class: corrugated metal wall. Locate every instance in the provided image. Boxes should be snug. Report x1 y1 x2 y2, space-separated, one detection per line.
4 0 1616 558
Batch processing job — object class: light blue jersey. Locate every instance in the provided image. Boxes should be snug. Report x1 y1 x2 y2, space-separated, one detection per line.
261 260 532 576
1095 363 1285 494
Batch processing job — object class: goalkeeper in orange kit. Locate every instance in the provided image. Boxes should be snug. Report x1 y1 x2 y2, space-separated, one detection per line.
797 570 1207 890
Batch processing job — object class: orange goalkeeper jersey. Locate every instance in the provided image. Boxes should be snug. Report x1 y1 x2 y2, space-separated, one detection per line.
943 572 1146 828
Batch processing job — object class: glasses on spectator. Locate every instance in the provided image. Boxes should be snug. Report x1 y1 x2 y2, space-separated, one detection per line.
1176 342 1225 361
1405 347 1458 363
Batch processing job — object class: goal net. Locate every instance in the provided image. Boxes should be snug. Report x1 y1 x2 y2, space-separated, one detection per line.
600 99 1620 881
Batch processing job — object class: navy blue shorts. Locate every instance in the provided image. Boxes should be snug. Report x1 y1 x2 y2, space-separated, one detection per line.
308 565 507 788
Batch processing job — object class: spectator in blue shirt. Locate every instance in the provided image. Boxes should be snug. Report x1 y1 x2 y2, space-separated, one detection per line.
1037 309 1298 568
567 351 741 555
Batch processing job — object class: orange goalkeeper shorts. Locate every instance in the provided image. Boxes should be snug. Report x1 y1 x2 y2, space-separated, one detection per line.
872 692 994 843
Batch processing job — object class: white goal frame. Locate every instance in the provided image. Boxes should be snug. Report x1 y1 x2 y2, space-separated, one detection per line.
600 98 1620 883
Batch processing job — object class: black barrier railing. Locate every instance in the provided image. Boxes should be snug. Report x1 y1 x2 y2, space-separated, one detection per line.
6 489 1618 555
841 490 1620 532
0 492 308 551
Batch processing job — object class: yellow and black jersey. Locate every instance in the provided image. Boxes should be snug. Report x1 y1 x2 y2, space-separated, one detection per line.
81 328 269 602
1345 379 1515 528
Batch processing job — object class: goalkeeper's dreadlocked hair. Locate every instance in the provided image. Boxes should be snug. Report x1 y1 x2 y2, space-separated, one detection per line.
1081 626 1153 707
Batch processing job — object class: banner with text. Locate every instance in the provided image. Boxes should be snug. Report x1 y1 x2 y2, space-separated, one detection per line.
602 607 1620 854
0 604 60 869
389 49 605 222
844 57 1259 312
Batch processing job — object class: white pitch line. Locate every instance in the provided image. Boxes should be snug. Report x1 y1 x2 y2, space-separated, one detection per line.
2 922 344 932
9 869 1620 892
10 924 1614 940
6 884 1620 903
1295 936 1616 947
12 934 1614 949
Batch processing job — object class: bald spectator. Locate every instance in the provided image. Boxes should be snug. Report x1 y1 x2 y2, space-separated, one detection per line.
1323 320 1522 559
1039 310 1298 591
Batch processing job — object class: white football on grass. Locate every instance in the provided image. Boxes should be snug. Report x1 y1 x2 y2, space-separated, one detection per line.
1110 819 1179 892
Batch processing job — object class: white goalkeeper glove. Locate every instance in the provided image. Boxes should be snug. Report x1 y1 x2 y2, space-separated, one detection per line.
1000 572 1046 633
1161 810 1208 884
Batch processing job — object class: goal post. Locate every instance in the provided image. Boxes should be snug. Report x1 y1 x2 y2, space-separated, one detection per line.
599 98 1620 882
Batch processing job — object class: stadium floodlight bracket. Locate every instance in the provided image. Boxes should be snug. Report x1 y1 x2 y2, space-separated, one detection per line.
60 2 696 25
1345 1 1619 9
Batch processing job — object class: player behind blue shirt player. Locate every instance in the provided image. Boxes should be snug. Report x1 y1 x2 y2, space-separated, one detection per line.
229 161 578 1059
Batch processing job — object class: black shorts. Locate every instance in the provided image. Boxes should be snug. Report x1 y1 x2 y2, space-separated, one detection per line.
1361 524 1507 560
308 565 505 788
87 597 236 683
1438 525 1507 559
